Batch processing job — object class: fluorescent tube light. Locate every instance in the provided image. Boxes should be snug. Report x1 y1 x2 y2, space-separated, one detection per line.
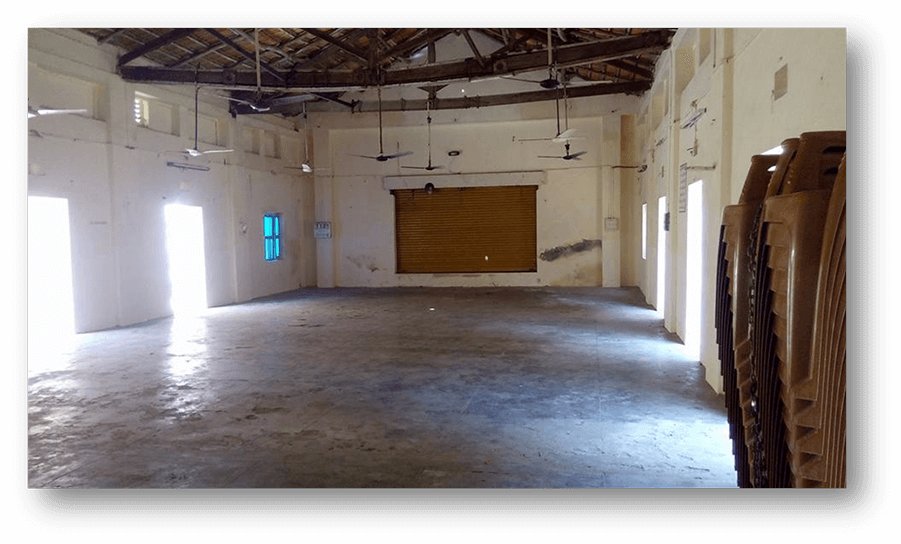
167 161 210 172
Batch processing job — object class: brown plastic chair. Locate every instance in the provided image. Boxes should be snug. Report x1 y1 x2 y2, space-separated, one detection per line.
716 153 779 487
748 131 845 487
790 153 846 488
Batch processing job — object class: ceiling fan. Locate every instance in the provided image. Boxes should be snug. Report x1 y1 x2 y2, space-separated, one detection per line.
181 85 234 157
402 99 445 171
226 92 318 113
221 30 317 115
539 141 586 161
351 84 413 162
223 92 271 112
286 102 314 173
537 75 587 161
501 29 561 90
28 106 87 118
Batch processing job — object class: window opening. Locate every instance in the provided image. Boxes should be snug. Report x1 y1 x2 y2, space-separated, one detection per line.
264 213 282 261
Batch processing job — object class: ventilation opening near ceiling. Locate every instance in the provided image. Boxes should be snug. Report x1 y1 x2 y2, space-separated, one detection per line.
244 127 261 155
773 64 788 101
675 42 695 94
698 29 712 65
134 91 176 134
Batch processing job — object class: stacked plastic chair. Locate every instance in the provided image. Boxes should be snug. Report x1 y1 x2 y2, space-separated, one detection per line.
716 131 846 488
715 153 779 487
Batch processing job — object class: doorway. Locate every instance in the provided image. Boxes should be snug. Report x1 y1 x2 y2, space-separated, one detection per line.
685 180 704 358
28 196 76 372
656 195 667 316
163 204 207 316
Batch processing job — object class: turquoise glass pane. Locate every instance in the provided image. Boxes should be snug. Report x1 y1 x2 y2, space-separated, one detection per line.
263 216 272 236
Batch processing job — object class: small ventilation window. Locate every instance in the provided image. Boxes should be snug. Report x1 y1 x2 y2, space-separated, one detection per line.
773 64 788 101
134 95 149 126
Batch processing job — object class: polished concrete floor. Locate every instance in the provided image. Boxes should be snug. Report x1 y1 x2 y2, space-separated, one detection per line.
28 286 737 488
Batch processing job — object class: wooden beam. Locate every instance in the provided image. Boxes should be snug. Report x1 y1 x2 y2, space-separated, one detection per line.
292 28 369 69
380 30 672 86
603 58 655 80
204 28 286 82
380 28 455 64
117 28 197 66
482 31 531 60
301 28 370 66
461 29 486 67
169 42 228 68
119 30 672 91
325 81 651 113
99 28 128 44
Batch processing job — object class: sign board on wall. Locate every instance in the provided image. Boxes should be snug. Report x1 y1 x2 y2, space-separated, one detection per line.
314 221 332 239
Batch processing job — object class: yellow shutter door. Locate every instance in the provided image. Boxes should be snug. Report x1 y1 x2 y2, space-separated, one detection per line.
394 185 537 273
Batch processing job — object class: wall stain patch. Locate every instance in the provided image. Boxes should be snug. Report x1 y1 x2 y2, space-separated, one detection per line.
539 239 603 262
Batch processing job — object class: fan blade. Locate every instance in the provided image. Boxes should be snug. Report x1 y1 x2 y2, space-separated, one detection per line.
567 151 587 159
38 108 87 115
185 148 233 157
29 107 88 118
223 96 271 112
517 136 554 142
552 129 586 143
384 151 414 159
286 164 313 173
402 164 446 170
267 94 316 108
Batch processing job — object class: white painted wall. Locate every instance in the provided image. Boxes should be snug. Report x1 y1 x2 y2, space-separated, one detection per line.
629 28 846 391
28 29 316 333
309 93 638 288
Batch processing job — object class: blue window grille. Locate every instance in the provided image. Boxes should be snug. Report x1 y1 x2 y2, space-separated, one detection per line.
263 214 281 261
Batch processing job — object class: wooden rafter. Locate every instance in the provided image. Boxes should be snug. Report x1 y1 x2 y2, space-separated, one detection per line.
301 28 371 66
119 30 672 89
117 28 197 66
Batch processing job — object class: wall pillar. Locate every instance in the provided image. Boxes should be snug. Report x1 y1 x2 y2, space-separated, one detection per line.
313 128 336 288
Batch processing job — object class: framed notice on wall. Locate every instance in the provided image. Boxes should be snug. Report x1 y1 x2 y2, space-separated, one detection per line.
314 221 332 239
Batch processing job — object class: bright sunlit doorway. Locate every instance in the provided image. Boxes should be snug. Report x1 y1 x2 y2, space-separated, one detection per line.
656 196 667 317
685 180 704 359
164 204 208 317
28 196 76 372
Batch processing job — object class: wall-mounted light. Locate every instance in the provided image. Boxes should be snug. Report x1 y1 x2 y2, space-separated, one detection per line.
167 161 210 172
425 182 435 194
447 150 460 157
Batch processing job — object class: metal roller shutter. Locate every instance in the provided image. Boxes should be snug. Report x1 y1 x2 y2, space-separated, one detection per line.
393 185 538 273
